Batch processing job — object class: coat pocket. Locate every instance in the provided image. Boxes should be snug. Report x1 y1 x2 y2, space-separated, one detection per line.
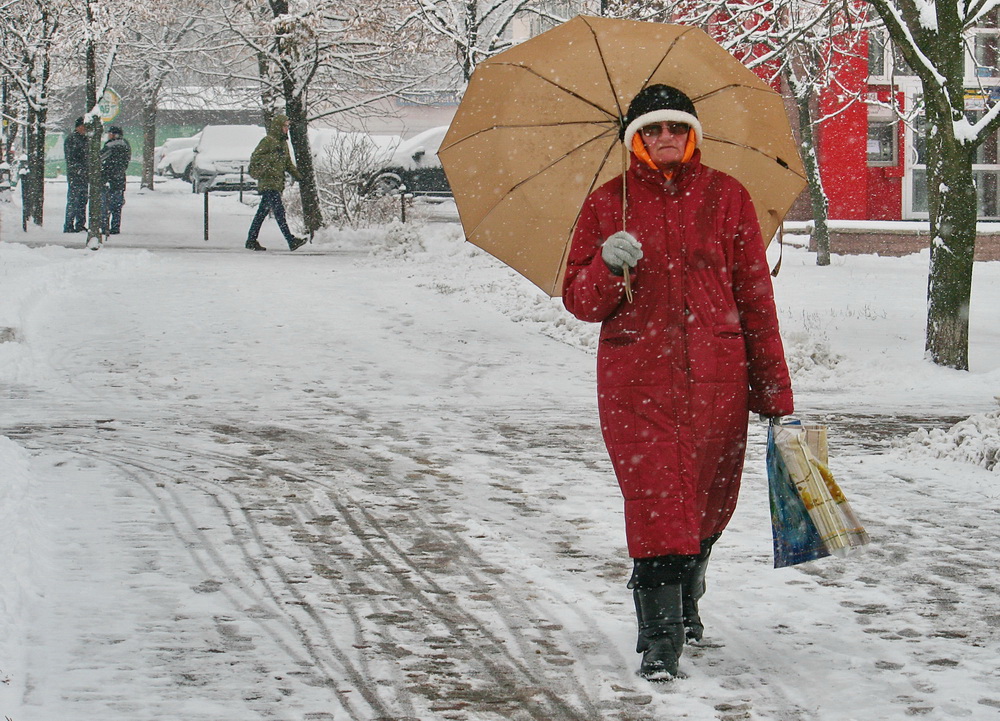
713 322 743 340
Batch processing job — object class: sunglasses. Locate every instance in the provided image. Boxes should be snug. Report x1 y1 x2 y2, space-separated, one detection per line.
640 121 691 139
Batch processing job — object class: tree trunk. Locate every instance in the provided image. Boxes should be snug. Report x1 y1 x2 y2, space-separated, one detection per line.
284 91 323 235
792 76 830 266
23 105 46 226
85 36 104 243
141 94 157 190
22 47 51 227
257 51 277 126
924 104 977 370
921 10 976 371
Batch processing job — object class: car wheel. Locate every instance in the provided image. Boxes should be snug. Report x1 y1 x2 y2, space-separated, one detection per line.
367 172 403 197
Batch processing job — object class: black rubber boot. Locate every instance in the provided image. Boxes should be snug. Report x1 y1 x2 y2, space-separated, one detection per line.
681 535 718 644
634 584 685 681
681 558 708 643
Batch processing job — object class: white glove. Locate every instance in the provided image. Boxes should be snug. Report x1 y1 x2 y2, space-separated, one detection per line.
601 231 643 275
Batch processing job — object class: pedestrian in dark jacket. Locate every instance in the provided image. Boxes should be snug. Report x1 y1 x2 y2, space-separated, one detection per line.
245 113 306 251
63 117 90 233
562 85 794 682
99 126 131 235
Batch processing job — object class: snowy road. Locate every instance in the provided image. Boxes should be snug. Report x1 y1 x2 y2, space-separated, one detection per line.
2 183 1000 720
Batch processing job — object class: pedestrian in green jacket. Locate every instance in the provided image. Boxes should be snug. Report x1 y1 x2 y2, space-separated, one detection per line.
245 114 306 251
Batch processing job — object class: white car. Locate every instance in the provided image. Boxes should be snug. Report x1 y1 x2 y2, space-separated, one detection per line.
155 133 200 178
189 125 265 193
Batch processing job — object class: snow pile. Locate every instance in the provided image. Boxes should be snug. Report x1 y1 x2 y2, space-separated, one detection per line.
383 219 602 352
902 409 1000 472
0 437 46 714
0 242 153 387
781 328 842 379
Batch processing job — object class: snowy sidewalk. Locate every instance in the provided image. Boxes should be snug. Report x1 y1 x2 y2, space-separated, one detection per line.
2 181 1000 720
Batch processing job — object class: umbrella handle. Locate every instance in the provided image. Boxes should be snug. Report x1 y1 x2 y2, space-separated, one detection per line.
621 141 633 304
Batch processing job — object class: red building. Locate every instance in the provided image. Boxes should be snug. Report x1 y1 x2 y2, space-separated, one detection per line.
817 16 1000 221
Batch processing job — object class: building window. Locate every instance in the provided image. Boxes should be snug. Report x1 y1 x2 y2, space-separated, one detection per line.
970 8 999 78
975 170 999 217
868 32 913 80
867 113 897 166
868 33 888 80
909 108 1000 219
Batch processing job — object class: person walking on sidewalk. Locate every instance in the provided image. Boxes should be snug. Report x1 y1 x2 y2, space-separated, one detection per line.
63 117 90 233
99 126 132 236
245 114 307 252
562 85 794 682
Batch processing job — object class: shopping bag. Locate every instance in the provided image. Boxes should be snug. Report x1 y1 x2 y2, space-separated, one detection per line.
767 421 870 568
767 424 829 567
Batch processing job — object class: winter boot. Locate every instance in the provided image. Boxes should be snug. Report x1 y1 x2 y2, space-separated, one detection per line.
288 236 307 251
681 559 708 643
246 240 267 251
634 584 685 681
681 536 717 644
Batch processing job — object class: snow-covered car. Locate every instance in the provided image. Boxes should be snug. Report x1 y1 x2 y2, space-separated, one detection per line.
361 126 451 198
155 133 200 179
189 125 265 193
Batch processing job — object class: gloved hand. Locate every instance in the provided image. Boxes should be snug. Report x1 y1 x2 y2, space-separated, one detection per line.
759 414 782 425
601 231 643 275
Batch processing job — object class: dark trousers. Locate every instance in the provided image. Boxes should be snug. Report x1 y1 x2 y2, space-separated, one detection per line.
247 190 293 243
101 182 125 234
64 177 88 232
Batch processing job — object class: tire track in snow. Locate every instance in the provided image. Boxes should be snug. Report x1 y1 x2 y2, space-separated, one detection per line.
9 419 660 721
16 428 403 720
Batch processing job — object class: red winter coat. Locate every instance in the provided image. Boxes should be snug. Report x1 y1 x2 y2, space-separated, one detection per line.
563 150 794 558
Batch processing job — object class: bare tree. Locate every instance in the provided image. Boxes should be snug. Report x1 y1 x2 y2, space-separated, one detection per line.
114 7 208 190
864 0 1000 369
404 0 570 81
0 0 61 227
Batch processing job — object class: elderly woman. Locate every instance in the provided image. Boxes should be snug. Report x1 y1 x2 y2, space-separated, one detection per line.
562 84 794 681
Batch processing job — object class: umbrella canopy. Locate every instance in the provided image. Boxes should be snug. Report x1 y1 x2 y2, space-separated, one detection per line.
439 15 807 297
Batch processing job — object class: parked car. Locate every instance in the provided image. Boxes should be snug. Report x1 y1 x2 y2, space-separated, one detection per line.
156 134 201 179
189 125 265 193
362 126 451 198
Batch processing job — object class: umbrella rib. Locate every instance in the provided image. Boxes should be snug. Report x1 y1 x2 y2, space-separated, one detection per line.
580 16 628 125
439 119 616 156
460 128 620 242
487 61 620 121
641 25 700 91
703 134 807 179
690 82 774 105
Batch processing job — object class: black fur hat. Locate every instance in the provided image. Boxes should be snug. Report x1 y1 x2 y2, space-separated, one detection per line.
620 84 702 148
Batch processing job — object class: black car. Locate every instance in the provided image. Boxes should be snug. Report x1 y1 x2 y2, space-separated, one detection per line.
363 126 451 198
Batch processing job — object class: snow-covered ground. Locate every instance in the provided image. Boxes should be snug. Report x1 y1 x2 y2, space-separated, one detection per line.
1 179 999 720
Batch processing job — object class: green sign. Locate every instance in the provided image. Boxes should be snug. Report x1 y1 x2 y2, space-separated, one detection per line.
99 88 121 123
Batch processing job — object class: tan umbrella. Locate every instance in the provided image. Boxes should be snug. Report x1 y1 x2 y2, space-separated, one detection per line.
439 15 807 297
